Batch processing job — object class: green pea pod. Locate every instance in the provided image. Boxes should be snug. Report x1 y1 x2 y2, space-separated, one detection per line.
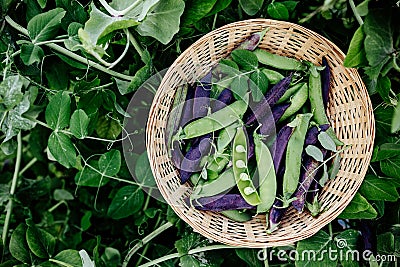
192 168 236 198
282 113 313 206
220 210 252 222
254 133 276 213
180 100 248 140
217 121 241 153
206 156 229 174
232 126 262 206
253 49 306 71
261 68 285 84
309 69 343 146
277 82 306 104
279 83 309 122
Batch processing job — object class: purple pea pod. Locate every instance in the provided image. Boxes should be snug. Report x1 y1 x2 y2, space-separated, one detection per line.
212 88 233 112
179 134 212 184
180 86 195 127
321 57 331 109
193 71 212 118
271 125 294 172
186 194 256 212
304 124 330 146
267 199 288 234
234 28 268 51
292 149 327 213
258 102 291 137
245 73 293 125
247 133 255 160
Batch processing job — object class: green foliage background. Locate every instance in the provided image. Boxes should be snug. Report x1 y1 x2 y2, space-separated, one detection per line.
0 0 399 266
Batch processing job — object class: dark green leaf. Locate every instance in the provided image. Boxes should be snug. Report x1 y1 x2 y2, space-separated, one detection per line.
70 109 89 139
44 61 69 90
343 26 368 68
135 152 156 187
356 0 370 16
117 64 151 95
359 175 399 201
267 2 289 20
207 0 233 16
99 149 121 176
392 101 400 133
55 0 88 26
374 105 394 142
305 145 324 162
100 247 120 267
281 1 298 13
74 162 109 187
338 193 377 219
81 211 92 231
334 230 360 267
37 0 47 9
26 219 56 258
52 249 83 267
9 224 31 264
179 255 201 267
175 233 200 256
376 76 391 104
107 185 144 219
235 248 263 267
296 230 337 267
53 189 74 201
181 0 216 25
249 69 268 102
363 9 394 68
45 91 71 130
136 0 185 44
239 0 264 16
231 49 258 70
377 232 395 254
95 114 122 140
380 155 400 179
48 132 76 168
27 8 66 43
20 43 44 65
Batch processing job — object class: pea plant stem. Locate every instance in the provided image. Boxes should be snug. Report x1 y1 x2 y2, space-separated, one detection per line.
2 132 22 247
127 30 144 59
349 0 363 26
137 245 234 267
123 221 174 267
18 157 37 176
4 16 134 81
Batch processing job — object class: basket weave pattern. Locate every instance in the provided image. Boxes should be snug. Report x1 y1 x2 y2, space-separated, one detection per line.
146 19 375 247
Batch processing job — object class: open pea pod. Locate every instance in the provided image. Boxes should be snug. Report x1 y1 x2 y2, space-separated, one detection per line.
192 168 236 199
232 126 261 206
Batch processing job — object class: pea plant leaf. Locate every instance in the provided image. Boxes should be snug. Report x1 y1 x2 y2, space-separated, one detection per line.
45 91 71 130
231 49 258 70
372 143 400 162
107 185 144 219
338 193 377 219
135 151 156 187
391 101 400 133
98 149 121 176
239 0 264 16
249 69 269 102
235 249 263 267
26 218 56 258
75 161 110 187
136 0 185 44
181 0 217 26
70 109 89 139
55 0 88 26
110 0 161 21
380 155 400 179
9 224 31 264
267 2 289 20
358 175 399 202
78 3 139 52
334 229 360 267
305 145 324 162
52 249 83 267
175 233 201 256
318 131 337 152
343 25 368 68
48 132 76 168
0 75 24 110
20 43 44 65
27 8 66 43
296 230 337 267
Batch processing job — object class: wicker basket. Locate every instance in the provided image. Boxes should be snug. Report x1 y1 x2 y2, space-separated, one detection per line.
146 19 375 247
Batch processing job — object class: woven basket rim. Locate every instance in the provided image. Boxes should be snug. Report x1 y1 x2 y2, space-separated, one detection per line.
146 19 375 247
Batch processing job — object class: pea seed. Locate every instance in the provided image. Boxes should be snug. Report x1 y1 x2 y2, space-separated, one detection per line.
235 145 246 153
239 173 250 181
244 187 256 195
235 160 246 169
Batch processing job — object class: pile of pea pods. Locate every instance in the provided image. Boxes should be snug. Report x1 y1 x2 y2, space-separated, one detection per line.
168 29 343 233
